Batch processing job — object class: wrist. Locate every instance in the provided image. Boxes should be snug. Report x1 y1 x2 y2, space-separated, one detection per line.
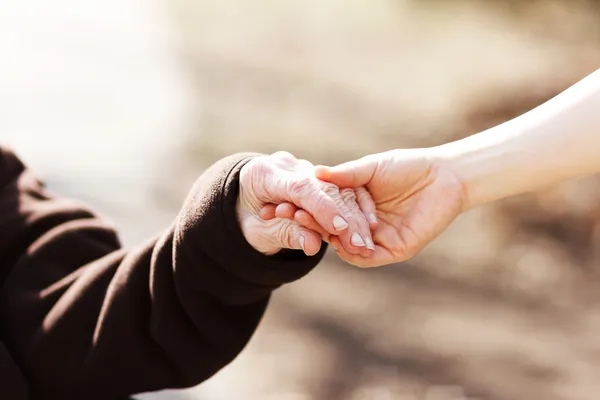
431 123 544 211
429 140 498 212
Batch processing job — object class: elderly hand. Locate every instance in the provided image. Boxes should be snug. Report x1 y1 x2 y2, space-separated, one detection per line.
237 151 377 257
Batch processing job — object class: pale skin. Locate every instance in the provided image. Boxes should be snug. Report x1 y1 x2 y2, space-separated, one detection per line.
265 69 600 267
236 151 377 257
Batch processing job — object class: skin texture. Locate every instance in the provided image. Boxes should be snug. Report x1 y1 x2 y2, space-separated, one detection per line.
236 151 376 257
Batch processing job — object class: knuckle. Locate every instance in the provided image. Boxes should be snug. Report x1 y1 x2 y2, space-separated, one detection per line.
271 151 296 162
249 158 275 178
320 182 339 196
277 221 297 248
297 158 315 169
314 196 335 215
340 188 357 203
242 159 275 196
354 187 370 201
333 199 353 221
289 177 314 197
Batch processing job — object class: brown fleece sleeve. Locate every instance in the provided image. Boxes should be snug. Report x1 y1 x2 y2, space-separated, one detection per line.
0 148 325 400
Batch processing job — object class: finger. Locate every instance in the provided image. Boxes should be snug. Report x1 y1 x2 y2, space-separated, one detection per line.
279 197 370 251
292 158 316 175
330 236 395 268
339 188 375 257
314 155 379 188
259 204 277 220
298 228 323 256
275 220 323 256
275 203 298 220
318 183 367 256
285 176 350 236
247 155 348 245
294 209 331 242
354 186 378 229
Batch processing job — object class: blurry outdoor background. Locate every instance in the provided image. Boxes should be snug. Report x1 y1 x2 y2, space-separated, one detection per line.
2 0 600 399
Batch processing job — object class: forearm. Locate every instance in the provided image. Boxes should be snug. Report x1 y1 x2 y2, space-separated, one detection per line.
435 69 600 210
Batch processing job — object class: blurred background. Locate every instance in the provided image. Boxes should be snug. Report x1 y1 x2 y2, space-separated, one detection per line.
2 0 600 399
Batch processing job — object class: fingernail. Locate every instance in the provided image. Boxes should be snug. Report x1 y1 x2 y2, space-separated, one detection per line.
368 213 378 224
299 236 306 252
333 216 348 231
351 233 366 247
331 242 338 251
365 236 375 250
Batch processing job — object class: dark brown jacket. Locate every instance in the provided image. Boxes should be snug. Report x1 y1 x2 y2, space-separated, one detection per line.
0 148 325 399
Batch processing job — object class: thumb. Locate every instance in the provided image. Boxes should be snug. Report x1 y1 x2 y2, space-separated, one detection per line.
314 155 378 188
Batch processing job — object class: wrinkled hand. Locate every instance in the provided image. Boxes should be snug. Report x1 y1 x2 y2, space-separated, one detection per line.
237 151 376 257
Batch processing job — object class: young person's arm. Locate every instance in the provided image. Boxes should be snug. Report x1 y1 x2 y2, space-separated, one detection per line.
437 69 600 209
310 69 600 267
0 148 325 400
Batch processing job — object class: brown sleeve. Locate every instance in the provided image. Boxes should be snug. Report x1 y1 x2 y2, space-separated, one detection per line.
0 148 325 400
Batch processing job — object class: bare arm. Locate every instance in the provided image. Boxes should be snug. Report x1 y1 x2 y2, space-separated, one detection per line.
311 69 600 267
436 69 600 210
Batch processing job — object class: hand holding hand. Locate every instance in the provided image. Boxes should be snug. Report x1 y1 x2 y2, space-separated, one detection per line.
314 149 467 267
236 152 376 257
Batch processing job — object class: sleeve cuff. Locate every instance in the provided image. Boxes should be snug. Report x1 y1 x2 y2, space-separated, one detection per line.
177 153 326 292
219 154 327 287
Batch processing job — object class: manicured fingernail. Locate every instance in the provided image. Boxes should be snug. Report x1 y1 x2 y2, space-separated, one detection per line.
365 237 375 250
351 233 366 247
299 236 306 252
333 216 348 231
368 213 377 224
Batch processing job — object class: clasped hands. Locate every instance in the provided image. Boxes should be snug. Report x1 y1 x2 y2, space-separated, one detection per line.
237 149 467 268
